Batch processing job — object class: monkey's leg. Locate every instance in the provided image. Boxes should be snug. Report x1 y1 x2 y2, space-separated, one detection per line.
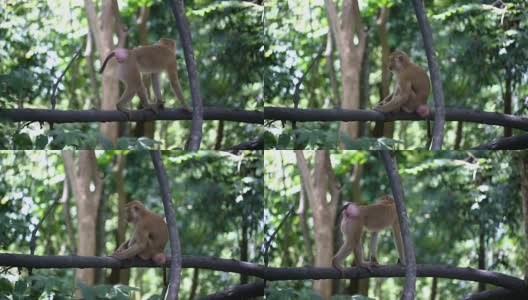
116 88 135 120
392 221 406 265
369 231 380 267
332 238 354 277
167 63 190 111
151 73 165 109
137 83 159 115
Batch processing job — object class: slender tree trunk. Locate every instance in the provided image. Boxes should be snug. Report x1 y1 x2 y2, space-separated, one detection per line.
478 226 486 292
297 188 314 266
520 154 528 284
94 189 106 284
188 268 199 300
454 121 463 150
215 120 225 150
504 68 512 137
62 150 103 291
108 154 130 284
296 150 339 299
373 6 393 138
430 277 437 300
240 220 249 284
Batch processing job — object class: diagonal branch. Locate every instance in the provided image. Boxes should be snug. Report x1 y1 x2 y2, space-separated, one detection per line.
150 151 182 299
381 151 416 300
168 0 204 151
412 0 446 150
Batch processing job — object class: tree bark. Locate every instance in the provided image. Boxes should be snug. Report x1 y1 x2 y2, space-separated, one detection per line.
412 0 446 149
504 68 513 137
520 153 528 284
62 150 103 289
297 187 314 266
324 0 366 142
295 150 339 299
381 151 416 300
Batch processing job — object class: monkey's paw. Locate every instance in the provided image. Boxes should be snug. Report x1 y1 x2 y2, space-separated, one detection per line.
357 262 373 272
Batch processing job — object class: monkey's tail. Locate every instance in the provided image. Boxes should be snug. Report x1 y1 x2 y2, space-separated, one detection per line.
99 51 115 74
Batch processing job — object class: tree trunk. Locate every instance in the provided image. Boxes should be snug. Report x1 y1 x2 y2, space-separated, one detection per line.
454 121 463 150
504 68 512 137
325 0 366 144
297 188 314 266
84 0 125 144
62 150 103 290
215 120 225 150
296 150 339 299
240 220 249 284
478 226 486 292
188 268 199 300
430 277 437 300
520 153 528 284
108 154 130 284
373 6 393 138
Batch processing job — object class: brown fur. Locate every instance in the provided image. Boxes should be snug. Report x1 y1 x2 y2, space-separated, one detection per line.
112 201 168 265
374 50 431 117
99 38 189 118
332 195 405 276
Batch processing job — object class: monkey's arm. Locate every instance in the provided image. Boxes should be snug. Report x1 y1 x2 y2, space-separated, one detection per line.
374 81 411 113
114 240 130 254
112 242 146 260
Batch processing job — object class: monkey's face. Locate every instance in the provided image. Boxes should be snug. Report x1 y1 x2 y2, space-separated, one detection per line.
126 201 143 223
388 51 408 73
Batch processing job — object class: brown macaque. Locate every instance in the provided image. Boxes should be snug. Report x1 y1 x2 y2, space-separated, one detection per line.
99 38 190 119
374 50 431 117
332 195 405 276
112 201 168 265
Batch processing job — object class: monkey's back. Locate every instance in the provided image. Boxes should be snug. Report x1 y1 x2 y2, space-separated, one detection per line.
134 45 176 73
361 203 397 231
408 64 431 106
137 212 169 259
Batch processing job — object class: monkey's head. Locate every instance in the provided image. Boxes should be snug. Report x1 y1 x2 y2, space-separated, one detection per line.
388 50 410 73
376 195 394 204
126 201 146 223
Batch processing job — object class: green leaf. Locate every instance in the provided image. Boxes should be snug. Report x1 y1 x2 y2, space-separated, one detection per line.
13 133 32 150
277 133 291 149
34 134 48 149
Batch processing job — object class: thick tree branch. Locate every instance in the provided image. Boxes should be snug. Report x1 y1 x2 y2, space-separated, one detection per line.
381 151 417 300
168 0 204 151
472 133 528 150
150 151 182 299
264 107 528 131
412 0 446 150
1 108 263 124
1 253 526 293
464 287 528 300
196 281 265 300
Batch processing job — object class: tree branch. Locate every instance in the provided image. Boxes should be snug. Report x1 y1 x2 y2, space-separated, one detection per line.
168 0 204 151
472 133 528 150
150 151 182 299
381 151 417 300
264 107 528 131
464 287 528 300
412 0 446 150
1 108 263 124
196 281 265 300
1 253 526 293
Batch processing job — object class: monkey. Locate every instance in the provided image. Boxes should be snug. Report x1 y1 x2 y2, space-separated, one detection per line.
332 195 405 276
112 200 168 265
373 50 431 118
99 38 190 119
